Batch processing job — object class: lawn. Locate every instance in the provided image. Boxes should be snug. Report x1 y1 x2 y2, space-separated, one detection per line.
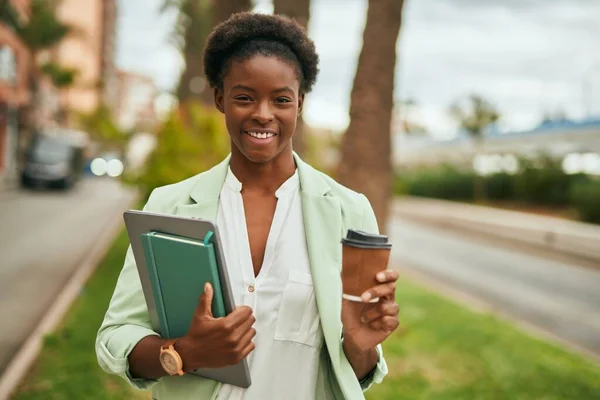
14 230 600 399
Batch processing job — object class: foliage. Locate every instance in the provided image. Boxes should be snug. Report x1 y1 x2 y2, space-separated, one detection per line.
0 0 22 30
569 179 600 223
395 155 600 224
77 105 128 151
135 101 230 201
365 281 600 399
41 62 78 88
512 155 582 206
13 230 149 400
449 95 500 140
397 165 475 201
14 0 71 53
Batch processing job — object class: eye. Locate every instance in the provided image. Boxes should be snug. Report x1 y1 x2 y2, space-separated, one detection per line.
275 97 292 103
234 95 252 102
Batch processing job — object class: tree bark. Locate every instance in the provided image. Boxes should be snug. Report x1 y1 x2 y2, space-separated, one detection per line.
337 0 404 234
273 0 310 158
177 0 251 104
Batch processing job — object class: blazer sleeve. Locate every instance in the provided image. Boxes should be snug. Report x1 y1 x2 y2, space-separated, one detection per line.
95 191 161 390
358 194 389 391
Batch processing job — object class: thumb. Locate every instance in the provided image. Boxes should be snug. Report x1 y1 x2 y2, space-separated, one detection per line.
198 282 214 317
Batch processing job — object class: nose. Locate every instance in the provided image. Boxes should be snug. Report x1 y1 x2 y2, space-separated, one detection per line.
251 100 274 124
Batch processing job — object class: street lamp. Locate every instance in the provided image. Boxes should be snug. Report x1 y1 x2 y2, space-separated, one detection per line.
582 62 600 119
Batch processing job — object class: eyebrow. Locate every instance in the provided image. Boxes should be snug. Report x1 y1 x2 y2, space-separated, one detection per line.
230 84 295 95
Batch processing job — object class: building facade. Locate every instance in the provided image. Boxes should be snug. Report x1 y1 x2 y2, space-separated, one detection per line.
115 70 157 132
0 0 30 184
53 0 118 118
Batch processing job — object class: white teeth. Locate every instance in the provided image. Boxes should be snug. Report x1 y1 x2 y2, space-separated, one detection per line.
247 131 275 139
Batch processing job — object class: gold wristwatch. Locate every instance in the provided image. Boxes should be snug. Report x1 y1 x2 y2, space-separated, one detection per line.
159 339 184 376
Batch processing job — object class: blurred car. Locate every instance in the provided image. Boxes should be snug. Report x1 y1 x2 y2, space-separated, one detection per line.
21 129 88 190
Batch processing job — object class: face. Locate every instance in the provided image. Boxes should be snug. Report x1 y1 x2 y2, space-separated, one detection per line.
215 55 304 164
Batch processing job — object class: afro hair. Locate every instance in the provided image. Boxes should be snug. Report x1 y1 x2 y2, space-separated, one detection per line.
203 12 319 94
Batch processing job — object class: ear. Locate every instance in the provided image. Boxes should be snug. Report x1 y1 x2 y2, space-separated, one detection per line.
214 88 225 114
298 93 305 115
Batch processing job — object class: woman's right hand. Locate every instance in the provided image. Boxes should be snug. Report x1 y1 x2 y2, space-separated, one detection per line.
176 282 256 371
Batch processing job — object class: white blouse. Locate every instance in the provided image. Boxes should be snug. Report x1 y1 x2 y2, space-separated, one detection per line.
215 167 330 400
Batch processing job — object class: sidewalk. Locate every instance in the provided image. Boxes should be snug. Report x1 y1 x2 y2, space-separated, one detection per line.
393 196 600 264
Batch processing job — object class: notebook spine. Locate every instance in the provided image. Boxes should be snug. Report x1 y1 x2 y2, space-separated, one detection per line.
141 233 171 338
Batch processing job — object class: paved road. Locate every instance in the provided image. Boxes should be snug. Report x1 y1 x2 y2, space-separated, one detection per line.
388 216 600 359
0 178 136 374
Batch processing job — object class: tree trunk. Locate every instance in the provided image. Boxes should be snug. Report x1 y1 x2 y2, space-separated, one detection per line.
337 0 404 234
213 0 252 25
177 0 251 104
273 0 310 158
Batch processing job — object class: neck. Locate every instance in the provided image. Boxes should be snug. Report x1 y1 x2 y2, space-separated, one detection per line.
229 145 296 195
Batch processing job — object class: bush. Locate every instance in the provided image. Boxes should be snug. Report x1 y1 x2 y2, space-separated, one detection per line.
135 101 230 201
397 165 475 201
570 179 600 223
485 172 514 201
512 155 573 206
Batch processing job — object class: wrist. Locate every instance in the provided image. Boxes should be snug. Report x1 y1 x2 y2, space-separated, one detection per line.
342 338 378 379
173 336 194 372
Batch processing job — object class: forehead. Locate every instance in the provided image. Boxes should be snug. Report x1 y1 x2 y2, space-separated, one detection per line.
224 56 300 92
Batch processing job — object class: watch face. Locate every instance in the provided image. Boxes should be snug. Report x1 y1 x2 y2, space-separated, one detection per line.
160 352 179 374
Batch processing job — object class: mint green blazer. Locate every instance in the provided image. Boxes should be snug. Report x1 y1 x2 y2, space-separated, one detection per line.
96 154 388 400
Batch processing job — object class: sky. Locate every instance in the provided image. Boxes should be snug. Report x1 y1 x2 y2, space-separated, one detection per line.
116 0 600 138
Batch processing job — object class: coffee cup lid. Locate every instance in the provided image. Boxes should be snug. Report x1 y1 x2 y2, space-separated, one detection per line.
341 229 392 249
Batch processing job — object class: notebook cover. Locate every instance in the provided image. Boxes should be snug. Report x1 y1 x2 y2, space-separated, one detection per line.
141 231 226 338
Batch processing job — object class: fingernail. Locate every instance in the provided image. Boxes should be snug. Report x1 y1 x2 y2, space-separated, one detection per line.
377 272 386 281
362 292 371 302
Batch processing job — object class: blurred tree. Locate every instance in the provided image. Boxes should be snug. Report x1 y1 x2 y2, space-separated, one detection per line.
337 0 405 233
163 0 251 104
398 98 429 136
450 94 499 202
13 0 72 126
0 0 21 30
41 62 78 124
77 104 128 152
135 101 230 200
273 0 310 157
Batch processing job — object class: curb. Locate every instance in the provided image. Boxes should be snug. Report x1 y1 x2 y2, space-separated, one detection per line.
395 263 600 364
0 194 137 400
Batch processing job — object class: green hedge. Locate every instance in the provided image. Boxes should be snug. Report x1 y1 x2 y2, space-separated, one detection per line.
569 180 600 223
395 157 600 224
132 101 230 201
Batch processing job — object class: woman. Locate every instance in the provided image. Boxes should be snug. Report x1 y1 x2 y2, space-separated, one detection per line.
96 12 400 400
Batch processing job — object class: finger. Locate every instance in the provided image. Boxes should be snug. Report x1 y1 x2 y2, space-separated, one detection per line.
233 311 256 336
198 282 214 317
361 282 396 302
376 269 400 283
369 316 400 332
236 326 257 350
234 341 256 364
224 306 254 329
361 301 399 324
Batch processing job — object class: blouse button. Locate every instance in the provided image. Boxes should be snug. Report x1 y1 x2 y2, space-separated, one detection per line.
248 285 255 293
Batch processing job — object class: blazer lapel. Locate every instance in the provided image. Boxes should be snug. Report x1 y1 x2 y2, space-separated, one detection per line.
295 155 347 391
175 155 231 220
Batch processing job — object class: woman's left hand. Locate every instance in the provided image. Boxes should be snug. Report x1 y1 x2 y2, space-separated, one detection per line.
341 269 400 352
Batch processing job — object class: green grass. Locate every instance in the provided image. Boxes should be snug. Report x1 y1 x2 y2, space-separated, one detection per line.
365 281 600 400
13 230 600 399
14 230 148 400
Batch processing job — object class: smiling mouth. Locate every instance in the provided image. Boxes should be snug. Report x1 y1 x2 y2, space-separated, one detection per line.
244 130 277 139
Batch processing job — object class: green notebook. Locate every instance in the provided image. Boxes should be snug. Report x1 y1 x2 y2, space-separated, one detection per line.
141 231 226 339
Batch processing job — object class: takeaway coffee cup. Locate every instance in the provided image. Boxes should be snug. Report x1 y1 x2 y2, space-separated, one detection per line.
341 229 392 303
